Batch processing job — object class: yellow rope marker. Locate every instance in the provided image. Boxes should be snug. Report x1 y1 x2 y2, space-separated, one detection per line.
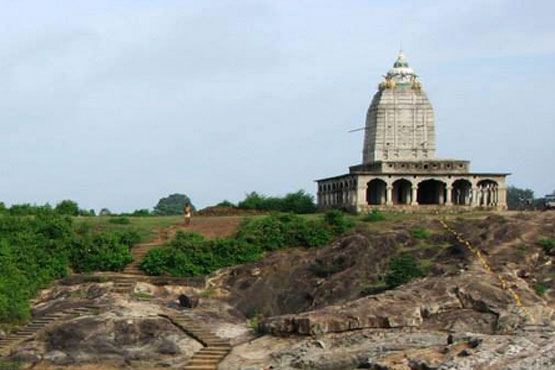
439 217 530 320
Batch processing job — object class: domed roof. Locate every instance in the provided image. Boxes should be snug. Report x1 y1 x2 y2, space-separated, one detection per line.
384 50 419 87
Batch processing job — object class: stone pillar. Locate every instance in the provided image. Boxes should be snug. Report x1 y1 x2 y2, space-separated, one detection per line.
405 185 411 205
438 184 445 205
356 183 367 212
386 186 393 206
471 187 479 207
445 186 453 206
497 187 507 209
411 185 418 205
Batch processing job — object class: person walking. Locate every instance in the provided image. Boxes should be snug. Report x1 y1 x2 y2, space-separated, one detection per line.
184 203 192 226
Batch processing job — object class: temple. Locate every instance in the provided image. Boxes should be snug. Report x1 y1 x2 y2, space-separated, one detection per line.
316 51 509 212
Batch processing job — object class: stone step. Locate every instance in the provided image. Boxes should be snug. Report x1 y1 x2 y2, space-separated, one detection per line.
197 348 230 354
185 366 218 370
192 354 227 361
187 361 220 366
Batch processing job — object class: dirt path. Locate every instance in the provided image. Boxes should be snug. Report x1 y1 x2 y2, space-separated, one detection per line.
152 216 244 243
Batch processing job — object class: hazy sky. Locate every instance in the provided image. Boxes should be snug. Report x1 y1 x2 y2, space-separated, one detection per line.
1 0 554 212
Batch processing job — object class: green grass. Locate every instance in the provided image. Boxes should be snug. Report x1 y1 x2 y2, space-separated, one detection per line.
360 281 389 296
537 238 555 254
418 258 435 274
534 283 547 296
362 210 387 222
132 292 155 301
0 360 21 370
72 216 183 242
410 228 432 239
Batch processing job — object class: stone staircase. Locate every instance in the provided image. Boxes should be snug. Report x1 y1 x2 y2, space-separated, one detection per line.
163 313 232 370
112 278 136 294
0 306 98 357
124 243 162 275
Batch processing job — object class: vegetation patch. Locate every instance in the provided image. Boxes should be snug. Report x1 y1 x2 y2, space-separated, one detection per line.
0 360 21 370
362 209 387 222
360 281 389 296
410 227 433 239
537 238 555 255
108 216 131 225
0 207 140 323
385 254 424 288
534 283 547 296
237 190 317 214
141 211 354 277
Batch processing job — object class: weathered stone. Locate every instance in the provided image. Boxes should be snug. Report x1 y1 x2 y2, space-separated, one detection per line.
178 294 199 308
44 350 69 364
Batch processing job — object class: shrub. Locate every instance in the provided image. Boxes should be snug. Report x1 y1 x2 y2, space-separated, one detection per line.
70 231 138 273
140 248 169 276
534 283 547 296
131 209 151 217
324 210 355 235
363 209 387 222
385 254 424 288
0 211 142 323
0 211 75 321
108 216 131 225
237 190 317 214
360 282 389 296
0 359 21 370
55 200 80 216
537 238 555 255
216 200 236 208
141 213 348 277
410 228 432 239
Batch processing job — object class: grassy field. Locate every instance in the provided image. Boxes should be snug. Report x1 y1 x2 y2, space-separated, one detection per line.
71 210 492 244
72 215 183 242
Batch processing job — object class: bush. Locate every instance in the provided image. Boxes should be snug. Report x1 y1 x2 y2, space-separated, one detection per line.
130 209 151 217
237 190 316 214
537 238 555 255
108 216 131 225
385 254 424 288
363 210 387 222
141 212 349 277
324 210 355 235
216 200 236 208
55 200 80 216
70 230 139 273
534 283 547 296
410 228 432 239
0 211 75 321
0 210 142 323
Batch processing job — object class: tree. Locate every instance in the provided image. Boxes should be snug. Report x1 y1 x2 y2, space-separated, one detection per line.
55 200 79 216
154 194 194 215
99 208 111 216
507 186 535 210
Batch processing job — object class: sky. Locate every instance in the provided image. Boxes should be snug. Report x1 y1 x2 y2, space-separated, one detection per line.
0 0 554 212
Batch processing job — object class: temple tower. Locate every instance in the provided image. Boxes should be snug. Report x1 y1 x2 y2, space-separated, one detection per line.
362 51 435 163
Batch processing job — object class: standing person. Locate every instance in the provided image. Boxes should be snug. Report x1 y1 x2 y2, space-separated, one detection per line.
184 203 192 226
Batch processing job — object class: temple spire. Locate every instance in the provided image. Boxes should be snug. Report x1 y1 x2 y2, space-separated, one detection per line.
381 50 419 88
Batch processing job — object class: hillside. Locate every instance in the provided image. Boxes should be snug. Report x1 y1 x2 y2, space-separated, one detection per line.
1 211 554 370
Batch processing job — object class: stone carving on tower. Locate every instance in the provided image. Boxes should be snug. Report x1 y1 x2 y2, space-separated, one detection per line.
362 51 435 163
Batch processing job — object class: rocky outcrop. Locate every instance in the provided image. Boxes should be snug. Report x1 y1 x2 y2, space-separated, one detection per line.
259 271 552 336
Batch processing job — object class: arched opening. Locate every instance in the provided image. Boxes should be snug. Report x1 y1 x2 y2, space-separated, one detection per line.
452 179 472 205
477 180 498 207
417 179 446 205
367 179 387 205
392 179 412 205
